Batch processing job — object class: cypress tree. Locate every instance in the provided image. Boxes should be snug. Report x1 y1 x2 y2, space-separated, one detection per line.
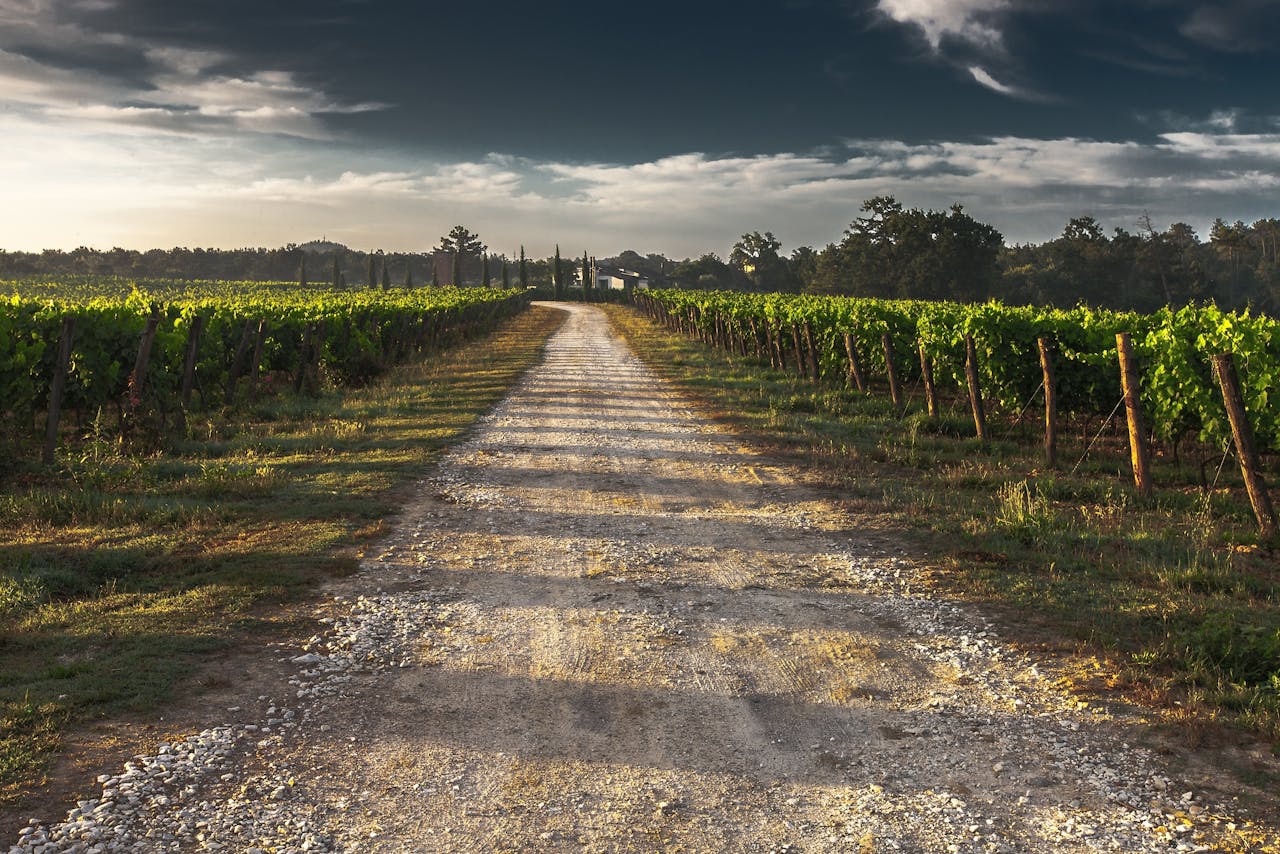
380 261 391 289
518 246 528 288
367 254 377 288
298 255 307 287
332 253 341 289
502 260 510 289
404 260 413 288
482 255 491 287
581 251 590 302
451 251 462 286
431 253 440 287
554 244 563 300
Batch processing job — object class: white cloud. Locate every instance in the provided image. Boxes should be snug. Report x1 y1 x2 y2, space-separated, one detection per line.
874 1 1055 99
233 171 426 203
0 2 384 140
0 0 131 55
968 65 1018 96
144 46 228 76
1157 130 1280 159
876 0 1010 50
0 48 124 104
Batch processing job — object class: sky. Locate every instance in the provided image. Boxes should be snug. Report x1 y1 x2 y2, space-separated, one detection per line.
2 0 1278 258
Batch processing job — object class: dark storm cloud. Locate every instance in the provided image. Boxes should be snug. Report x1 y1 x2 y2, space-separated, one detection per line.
869 0 1277 109
5 0 1271 154
1180 0 1280 52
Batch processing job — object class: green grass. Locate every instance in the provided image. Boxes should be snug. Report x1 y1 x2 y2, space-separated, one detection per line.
0 305 565 805
606 304 1280 749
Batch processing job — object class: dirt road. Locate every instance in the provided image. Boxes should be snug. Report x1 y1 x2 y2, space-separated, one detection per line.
12 303 1274 852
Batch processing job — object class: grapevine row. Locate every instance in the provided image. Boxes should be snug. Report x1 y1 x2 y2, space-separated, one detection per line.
634 289 1280 455
1 284 531 454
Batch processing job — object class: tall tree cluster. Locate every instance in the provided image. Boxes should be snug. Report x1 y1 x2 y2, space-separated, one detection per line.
438 225 486 286
808 196 1003 301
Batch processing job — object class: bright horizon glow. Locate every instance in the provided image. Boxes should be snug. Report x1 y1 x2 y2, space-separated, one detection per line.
4 128 1278 257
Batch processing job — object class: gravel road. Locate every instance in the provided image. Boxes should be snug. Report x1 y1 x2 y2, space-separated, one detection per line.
10 303 1276 852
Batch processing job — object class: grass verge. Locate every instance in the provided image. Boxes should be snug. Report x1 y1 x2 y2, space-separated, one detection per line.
605 304 1280 756
0 305 565 806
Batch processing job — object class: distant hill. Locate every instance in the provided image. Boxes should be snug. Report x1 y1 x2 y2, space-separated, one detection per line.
297 239 350 254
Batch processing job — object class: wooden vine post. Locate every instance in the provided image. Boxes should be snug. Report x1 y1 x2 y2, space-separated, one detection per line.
1037 337 1058 469
1115 332 1153 497
129 306 162 404
299 323 315 392
249 319 269 390
803 322 820 383
42 316 76 465
1211 352 1277 537
881 333 901 408
791 326 807 378
843 332 866 393
964 335 989 441
174 315 204 432
224 318 258 405
918 342 939 417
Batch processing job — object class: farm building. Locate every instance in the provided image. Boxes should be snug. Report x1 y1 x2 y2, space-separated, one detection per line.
592 265 650 291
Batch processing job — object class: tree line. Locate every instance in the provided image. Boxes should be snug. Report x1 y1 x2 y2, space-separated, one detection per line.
653 198 1279 314
0 226 524 290
4 204 1278 312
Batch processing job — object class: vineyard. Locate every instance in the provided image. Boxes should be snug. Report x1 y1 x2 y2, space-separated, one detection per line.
635 289 1280 532
0 281 530 460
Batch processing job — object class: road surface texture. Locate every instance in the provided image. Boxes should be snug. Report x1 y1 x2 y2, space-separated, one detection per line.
11 304 1276 852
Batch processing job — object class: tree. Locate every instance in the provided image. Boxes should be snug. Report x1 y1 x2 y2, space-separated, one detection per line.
1251 218 1280 313
581 252 590 301
367 254 377 288
298 255 307 288
502 259 510 289
438 226 486 285
1040 216 1116 306
403 260 413 288
482 254 490 287
1211 218 1250 306
553 245 564 299
670 253 739 290
811 197 1002 300
331 253 342 289
730 231 791 291
438 225 485 257
789 246 818 289
380 260 391 289
519 246 528 288
1252 218 1280 267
